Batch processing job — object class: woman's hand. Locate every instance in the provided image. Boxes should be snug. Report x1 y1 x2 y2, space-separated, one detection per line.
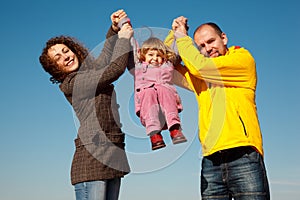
111 9 128 32
118 23 133 39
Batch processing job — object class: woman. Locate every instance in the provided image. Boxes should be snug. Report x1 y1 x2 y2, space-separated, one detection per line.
39 10 133 200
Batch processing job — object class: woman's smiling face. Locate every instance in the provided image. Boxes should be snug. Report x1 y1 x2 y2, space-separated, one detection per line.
47 44 79 73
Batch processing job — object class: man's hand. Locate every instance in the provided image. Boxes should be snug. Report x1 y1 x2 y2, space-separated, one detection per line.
172 16 189 37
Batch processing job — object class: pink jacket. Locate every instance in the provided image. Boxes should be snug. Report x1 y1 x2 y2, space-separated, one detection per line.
131 61 183 115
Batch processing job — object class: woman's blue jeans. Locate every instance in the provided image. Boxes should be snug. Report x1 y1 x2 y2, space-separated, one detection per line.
74 178 121 200
201 146 270 200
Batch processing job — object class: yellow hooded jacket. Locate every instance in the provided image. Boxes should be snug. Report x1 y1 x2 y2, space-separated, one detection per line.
165 31 264 157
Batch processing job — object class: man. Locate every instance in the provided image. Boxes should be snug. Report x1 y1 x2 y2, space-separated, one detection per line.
165 17 270 199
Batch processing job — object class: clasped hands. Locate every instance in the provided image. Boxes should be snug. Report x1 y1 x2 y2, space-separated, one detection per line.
111 9 133 39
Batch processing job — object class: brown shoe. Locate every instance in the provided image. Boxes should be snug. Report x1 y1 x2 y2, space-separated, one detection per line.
170 129 187 144
150 132 166 150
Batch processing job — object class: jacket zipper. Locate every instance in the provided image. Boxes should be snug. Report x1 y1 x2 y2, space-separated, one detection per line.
239 115 248 137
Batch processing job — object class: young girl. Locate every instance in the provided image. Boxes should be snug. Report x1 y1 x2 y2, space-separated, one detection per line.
39 10 133 200
128 37 187 151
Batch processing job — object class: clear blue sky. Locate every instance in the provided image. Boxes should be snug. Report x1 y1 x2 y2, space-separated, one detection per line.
1 0 299 199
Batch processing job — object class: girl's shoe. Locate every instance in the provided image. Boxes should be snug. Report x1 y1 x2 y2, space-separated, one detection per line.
150 132 166 150
170 129 187 144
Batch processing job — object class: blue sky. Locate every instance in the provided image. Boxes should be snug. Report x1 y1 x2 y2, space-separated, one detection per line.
1 0 300 199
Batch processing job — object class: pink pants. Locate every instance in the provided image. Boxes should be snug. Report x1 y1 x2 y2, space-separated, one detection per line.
139 85 181 136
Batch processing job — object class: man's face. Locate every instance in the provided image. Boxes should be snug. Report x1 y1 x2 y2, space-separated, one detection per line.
194 25 228 58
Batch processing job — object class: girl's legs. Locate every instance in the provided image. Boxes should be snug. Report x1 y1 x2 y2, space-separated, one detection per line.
156 86 187 144
139 88 166 150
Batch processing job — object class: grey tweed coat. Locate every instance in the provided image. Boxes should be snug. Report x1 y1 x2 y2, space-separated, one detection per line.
59 27 131 185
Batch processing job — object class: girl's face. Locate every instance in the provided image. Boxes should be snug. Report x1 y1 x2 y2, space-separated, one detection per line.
145 49 164 67
47 44 79 73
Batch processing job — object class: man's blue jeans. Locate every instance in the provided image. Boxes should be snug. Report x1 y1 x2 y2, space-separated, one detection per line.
74 178 121 200
201 146 270 200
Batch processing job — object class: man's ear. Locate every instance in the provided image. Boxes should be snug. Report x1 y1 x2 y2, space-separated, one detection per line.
221 33 228 46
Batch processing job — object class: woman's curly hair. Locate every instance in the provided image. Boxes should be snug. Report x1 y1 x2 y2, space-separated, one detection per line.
39 36 89 84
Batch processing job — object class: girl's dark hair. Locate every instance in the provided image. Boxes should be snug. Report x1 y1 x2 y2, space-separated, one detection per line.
39 36 89 84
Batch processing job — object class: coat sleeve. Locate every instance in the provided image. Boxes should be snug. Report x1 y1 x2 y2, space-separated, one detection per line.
60 37 131 100
164 31 192 91
164 30 175 47
94 26 118 69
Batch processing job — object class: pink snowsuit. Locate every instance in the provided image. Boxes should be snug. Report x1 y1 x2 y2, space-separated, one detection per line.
131 61 183 136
